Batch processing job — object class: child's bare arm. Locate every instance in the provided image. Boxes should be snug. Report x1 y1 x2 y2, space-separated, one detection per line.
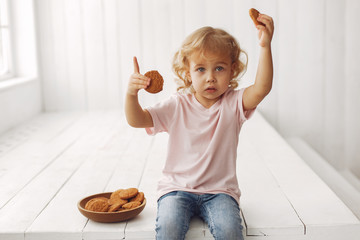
243 13 274 111
125 57 154 128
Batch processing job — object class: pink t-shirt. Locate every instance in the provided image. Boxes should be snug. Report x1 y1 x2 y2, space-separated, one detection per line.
145 88 254 203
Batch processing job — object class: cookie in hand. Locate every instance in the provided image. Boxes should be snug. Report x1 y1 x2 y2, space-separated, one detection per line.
145 70 164 94
249 8 265 26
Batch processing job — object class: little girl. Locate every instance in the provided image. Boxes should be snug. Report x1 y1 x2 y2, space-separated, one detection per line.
125 13 274 240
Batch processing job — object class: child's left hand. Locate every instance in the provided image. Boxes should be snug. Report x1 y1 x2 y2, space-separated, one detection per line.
256 14 274 48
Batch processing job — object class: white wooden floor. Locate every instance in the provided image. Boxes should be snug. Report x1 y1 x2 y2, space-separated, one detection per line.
0 111 359 240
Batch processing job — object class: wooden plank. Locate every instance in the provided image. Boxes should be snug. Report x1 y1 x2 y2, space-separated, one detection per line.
117 0 142 106
169 0 184 59
344 0 360 178
276 0 298 137
245 235 305 240
238 129 304 236
288 137 360 217
0 110 359 239
0 151 91 240
63 0 87 110
322 0 345 169
33 0 56 111
0 112 84 209
243 112 360 239
81 0 107 110
295 0 325 149
0 112 123 240
0 112 79 157
23 112 127 240
20 112 84 142
167 0 185 97
82 129 154 240
183 0 207 36
205 0 233 31
102 0 121 109
51 0 71 110
245 233 360 240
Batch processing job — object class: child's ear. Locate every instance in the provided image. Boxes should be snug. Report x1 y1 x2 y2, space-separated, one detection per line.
230 62 237 79
231 62 236 75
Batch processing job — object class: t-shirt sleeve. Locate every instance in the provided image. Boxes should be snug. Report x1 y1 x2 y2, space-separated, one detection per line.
237 88 256 123
145 95 178 135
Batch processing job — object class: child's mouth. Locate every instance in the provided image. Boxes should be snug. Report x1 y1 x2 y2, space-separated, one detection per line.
206 87 216 93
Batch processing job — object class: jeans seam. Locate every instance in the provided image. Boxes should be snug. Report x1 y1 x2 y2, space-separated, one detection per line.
202 203 218 239
181 196 196 240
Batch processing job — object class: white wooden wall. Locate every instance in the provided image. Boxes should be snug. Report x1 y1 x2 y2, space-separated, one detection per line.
34 0 360 189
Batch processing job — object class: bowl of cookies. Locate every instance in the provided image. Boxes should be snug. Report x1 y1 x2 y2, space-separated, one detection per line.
78 188 146 223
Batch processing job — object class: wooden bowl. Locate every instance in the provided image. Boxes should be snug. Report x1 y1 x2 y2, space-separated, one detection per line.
77 192 146 223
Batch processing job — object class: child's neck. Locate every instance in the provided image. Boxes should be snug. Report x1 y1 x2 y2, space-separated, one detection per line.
194 91 226 109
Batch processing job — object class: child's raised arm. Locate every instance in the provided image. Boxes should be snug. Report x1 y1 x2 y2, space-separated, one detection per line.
125 57 153 128
243 13 274 111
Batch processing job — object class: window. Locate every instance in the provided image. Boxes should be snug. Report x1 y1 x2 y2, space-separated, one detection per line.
0 0 11 80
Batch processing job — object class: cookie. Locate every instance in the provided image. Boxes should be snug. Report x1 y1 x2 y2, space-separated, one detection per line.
249 8 265 26
130 192 145 203
109 189 128 206
108 202 124 212
85 197 109 212
119 188 139 200
145 70 164 94
122 201 141 209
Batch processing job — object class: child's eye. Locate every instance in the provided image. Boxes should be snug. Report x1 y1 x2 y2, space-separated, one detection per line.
196 67 205 72
215 66 224 71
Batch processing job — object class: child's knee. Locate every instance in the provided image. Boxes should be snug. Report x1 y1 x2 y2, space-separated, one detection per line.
211 220 244 240
202 194 244 240
155 214 186 240
155 192 194 240
155 207 192 240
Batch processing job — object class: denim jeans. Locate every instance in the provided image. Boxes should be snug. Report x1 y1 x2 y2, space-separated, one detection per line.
155 191 244 240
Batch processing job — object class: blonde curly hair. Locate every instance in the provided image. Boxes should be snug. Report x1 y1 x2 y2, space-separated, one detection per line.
172 26 248 93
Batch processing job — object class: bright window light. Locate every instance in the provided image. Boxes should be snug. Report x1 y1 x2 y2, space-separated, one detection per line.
0 0 12 80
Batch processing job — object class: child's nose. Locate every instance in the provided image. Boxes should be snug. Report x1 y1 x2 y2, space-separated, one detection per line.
206 72 216 83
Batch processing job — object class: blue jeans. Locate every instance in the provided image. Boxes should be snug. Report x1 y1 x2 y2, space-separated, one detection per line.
155 191 244 240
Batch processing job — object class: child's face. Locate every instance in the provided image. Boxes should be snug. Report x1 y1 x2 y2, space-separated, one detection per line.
187 51 234 108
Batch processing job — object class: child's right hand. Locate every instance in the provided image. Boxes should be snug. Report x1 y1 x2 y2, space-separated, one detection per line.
127 57 151 96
